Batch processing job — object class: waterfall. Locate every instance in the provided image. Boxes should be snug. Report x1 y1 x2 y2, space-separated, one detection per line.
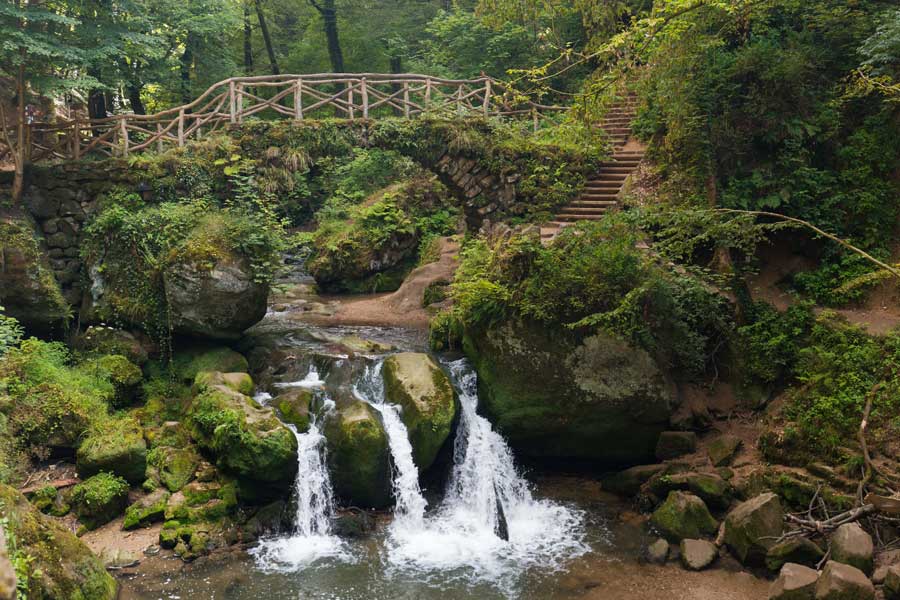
353 361 428 529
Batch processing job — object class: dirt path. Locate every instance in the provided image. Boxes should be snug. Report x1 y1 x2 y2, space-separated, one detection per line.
81 516 162 561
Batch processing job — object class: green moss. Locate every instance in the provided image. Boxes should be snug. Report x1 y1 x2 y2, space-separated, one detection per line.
71 472 130 531
194 370 254 396
123 489 169 530
650 491 718 542
90 355 143 407
170 344 250 382
146 446 200 492
323 401 391 508
274 389 312 432
76 417 147 484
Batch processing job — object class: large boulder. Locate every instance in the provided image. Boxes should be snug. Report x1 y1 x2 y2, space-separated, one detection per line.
769 563 818 600
603 464 668 496
77 326 149 365
724 492 784 566
323 400 392 508
0 529 14 600
648 471 732 509
814 561 874 600
885 564 900 600
0 484 116 599
650 491 718 541
76 418 147 484
71 472 130 531
164 254 268 340
463 319 675 464
0 209 68 333
830 523 874 575
188 374 298 495
766 537 826 572
680 539 717 570
383 352 457 471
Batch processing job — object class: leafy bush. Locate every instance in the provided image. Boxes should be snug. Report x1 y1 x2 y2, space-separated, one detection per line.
735 302 815 386
0 307 22 357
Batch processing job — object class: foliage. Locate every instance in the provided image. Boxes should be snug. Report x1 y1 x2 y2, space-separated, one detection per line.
0 514 34 599
0 307 22 358
734 301 814 386
433 217 735 379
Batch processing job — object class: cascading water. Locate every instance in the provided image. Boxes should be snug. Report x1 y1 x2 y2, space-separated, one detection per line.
251 370 348 570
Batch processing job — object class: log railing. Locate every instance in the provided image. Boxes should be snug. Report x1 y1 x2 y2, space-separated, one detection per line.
13 73 566 162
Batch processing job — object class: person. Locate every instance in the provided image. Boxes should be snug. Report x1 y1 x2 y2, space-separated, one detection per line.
25 104 36 124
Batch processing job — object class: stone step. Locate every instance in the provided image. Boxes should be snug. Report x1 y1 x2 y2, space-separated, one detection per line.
585 182 622 190
599 160 640 167
560 206 614 215
556 213 608 221
599 166 633 174
571 200 618 208
596 174 629 182
580 193 619 200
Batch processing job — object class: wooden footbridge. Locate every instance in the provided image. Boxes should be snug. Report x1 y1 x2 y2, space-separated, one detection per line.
16 73 566 162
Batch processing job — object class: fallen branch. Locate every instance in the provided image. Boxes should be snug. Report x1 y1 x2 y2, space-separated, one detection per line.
779 504 878 542
19 477 80 495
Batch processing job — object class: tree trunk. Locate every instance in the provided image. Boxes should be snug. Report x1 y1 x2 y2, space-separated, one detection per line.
311 0 344 72
390 56 403 115
243 1 254 75
180 35 195 107
127 83 146 115
255 0 280 75
12 58 26 205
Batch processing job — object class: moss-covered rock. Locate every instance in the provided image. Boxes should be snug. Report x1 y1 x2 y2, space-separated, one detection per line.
145 445 200 492
383 352 457 471
463 319 674 464
91 354 143 407
77 326 149 365
648 472 732 509
650 491 718 542
164 480 238 523
0 528 15 600
0 209 69 334
170 344 249 382
76 418 147 484
765 537 826 571
274 389 312 432
193 371 254 396
323 400 391 508
123 489 170 530
71 472 130 531
724 492 784 566
0 483 117 599
188 380 297 494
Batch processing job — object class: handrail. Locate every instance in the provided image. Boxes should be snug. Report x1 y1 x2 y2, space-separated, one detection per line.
11 73 568 162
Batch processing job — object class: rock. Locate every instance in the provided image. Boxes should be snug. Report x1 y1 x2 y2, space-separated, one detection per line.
0 484 116 599
172 344 249 382
650 491 718 541
884 564 900 600
463 319 674 464
0 529 15 600
830 523 874 575
814 561 874 600
0 209 69 333
76 418 147 484
123 489 170 530
382 352 458 471
646 538 670 564
655 431 697 460
194 371 254 396
243 501 290 540
145 446 200 492
769 563 818 600
164 253 269 340
724 492 784 566
680 539 717 570
188 380 297 496
77 326 149 365
71 472 130 530
324 400 392 509
670 384 713 431
766 537 826 571
648 471 732 509
708 434 742 467
603 464 668 496
333 511 377 538
274 389 313 432
99 548 140 569
92 354 144 407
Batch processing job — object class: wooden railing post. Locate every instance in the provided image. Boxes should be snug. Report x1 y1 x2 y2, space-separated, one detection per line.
347 81 355 119
361 78 369 119
294 79 303 120
425 79 432 107
120 117 129 157
229 80 237 124
483 79 492 116
72 120 80 160
457 85 464 115
403 82 410 118
24 125 32 162
236 84 244 124
532 107 539 133
157 123 163 153
177 109 185 147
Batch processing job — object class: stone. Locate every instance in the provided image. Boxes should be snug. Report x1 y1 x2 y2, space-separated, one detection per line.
25 188 59 218
670 384 713 431
172 344 249 382
333 511 377 538
383 352 458 471
99 548 140 569
0 484 116 599
656 431 697 460
650 491 718 541
194 371 254 396
724 492 784 566
769 563 818 600
146 445 200 492
0 529 15 600
602 464 668 496
188 378 298 497
648 471 732 509
708 434 742 466
680 539 717 570
78 326 149 365
94 354 144 407
830 523 874 575
766 537 826 571
464 319 675 464
884 564 900 600
123 489 170 530
273 389 312 432
71 473 130 530
76 418 147 484
646 538 670 564
814 561 874 600
324 400 392 509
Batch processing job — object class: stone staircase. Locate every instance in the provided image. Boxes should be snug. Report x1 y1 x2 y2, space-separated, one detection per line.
541 96 644 243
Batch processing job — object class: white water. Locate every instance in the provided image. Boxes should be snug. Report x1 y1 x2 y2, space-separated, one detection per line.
273 365 326 389
353 362 428 530
383 359 588 590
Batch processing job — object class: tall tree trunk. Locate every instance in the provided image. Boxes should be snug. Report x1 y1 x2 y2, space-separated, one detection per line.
243 1 254 75
87 66 106 121
180 35 195 107
12 57 26 205
255 0 280 75
127 83 146 115
390 56 402 115
310 0 344 72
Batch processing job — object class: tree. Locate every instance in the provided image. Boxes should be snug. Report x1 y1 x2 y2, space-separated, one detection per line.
309 0 344 72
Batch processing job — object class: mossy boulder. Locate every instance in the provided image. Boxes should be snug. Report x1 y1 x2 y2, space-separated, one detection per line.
91 354 143 407
0 528 15 600
724 492 784 566
648 472 732 509
323 400 391 508
194 370 254 396
0 483 116 599
650 491 718 542
463 319 674 464
76 418 147 484
77 326 149 365
171 344 249 382
123 488 170 530
274 389 312 432
0 209 69 334
164 480 238 523
383 352 457 471
602 464 668 496
188 379 297 494
766 537 826 572
145 445 200 492
71 472 130 530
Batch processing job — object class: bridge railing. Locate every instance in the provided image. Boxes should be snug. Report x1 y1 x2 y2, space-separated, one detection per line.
15 73 566 162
